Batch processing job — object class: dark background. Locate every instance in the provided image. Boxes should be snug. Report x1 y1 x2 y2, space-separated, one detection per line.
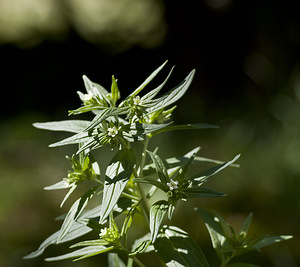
0 0 299 266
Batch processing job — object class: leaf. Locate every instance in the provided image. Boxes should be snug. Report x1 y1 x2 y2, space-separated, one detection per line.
83 75 110 97
23 222 92 259
108 253 126 267
252 235 293 250
150 200 169 242
122 122 172 142
133 177 169 192
33 120 91 133
111 76 120 104
196 208 226 250
58 186 98 242
190 154 241 184
130 233 154 255
45 245 114 262
142 66 175 101
100 149 135 223
49 131 92 148
146 69 195 113
129 240 152 256
85 107 128 131
44 180 72 190
239 213 253 236
155 225 210 267
184 187 226 198
147 150 169 184
151 123 219 136
127 60 168 98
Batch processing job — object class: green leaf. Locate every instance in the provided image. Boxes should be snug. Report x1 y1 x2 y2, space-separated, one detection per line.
196 208 226 250
127 60 168 98
85 107 128 132
33 120 91 133
49 131 92 148
83 75 109 95
111 76 121 104
133 177 169 192
146 69 195 113
190 154 241 185
45 245 114 262
142 66 175 101
184 187 226 198
155 225 210 267
150 200 169 242
122 122 171 142
130 233 154 256
23 222 92 259
252 235 293 250
44 180 72 190
58 186 98 242
108 253 126 267
100 149 135 223
151 123 219 136
239 213 253 236
147 150 169 184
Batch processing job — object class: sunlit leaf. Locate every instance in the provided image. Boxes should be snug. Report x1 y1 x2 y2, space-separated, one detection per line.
147 150 169 184
127 60 168 98
252 235 293 250
58 186 98 242
45 245 113 262
108 253 126 267
33 120 91 133
155 225 210 267
146 69 195 113
100 149 135 223
150 200 169 242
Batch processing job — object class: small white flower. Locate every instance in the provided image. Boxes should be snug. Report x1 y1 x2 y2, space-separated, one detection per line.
167 179 179 191
81 92 94 102
107 126 118 137
133 95 142 105
100 227 108 237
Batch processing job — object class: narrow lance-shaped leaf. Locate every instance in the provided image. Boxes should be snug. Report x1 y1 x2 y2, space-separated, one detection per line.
111 76 120 104
155 225 210 267
108 253 126 267
100 149 135 223
127 60 168 99
83 75 110 97
146 69 195 113
183 187 226 198
141 66 175 101
33 120 91 133
196 208 226 250
151 123 219 136
147 150 169 184
150 200 169 243
84 107 128 132
57 186 98 242
239 213 253 236
252 235 293 250
45 246 114 262
190 154 241 185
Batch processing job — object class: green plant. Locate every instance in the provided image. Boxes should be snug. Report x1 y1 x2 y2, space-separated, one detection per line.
24 61 292 266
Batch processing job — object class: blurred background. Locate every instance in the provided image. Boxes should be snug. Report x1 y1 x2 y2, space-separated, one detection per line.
0 0 299 266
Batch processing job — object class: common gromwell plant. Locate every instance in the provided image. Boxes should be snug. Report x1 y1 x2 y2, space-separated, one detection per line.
25 61 292 266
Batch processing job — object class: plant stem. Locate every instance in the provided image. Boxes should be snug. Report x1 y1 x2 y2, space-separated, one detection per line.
133 256 146 267
135 136 151 222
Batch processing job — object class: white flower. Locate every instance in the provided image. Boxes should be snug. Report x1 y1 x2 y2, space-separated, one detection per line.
100 227 108 237
133 95 142 105
167 179 178 191
107 126 118 137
